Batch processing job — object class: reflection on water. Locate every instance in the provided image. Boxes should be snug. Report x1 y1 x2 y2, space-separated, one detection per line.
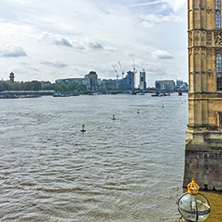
201 191 222 222
0 94 221 221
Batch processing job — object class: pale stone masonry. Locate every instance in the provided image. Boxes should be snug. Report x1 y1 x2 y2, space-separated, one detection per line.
184 0 222 191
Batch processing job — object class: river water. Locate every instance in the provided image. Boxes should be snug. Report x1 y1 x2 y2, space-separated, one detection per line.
0 93 221 222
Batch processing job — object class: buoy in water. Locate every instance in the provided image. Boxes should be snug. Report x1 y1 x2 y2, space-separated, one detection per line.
162 104 164 108
112 115 116 120
137 109 140 114
81 124 86 132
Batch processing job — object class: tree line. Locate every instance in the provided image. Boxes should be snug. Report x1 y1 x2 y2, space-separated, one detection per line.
0 81 87 92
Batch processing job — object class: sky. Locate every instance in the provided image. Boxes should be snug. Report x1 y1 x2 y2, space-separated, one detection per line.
0 0 187 86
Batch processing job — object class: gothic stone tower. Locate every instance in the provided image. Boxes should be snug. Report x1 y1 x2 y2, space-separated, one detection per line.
184 0 222 191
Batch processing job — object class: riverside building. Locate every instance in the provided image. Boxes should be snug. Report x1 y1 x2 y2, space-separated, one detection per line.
55 78 91 90
155 80 175 91
139 71 146 90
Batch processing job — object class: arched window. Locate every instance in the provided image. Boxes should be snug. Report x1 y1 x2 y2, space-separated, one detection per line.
216 11 221 28
217 53 222 91
216 0 221 9
216 54 222 71
217 74 222 90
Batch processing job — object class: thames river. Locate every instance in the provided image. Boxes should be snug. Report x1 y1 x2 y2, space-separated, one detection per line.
0 93 221 221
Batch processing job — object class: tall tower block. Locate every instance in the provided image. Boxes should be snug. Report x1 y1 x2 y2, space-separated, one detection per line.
184 0 222 191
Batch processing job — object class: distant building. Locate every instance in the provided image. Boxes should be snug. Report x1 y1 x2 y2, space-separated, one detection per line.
84 71 98 91
155 80 175 91
0 79 9 83
176 80 189 91
139 71 146 90
55 78 91 89
120 71 135 90
100 79 119 91
9 72 15 83
176 80 184 88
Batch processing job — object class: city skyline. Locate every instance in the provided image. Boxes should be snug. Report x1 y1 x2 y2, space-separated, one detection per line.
0 0 187 87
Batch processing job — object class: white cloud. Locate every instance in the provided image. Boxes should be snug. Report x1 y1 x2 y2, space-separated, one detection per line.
0 45 27 57
130 0 186 12
141 13 184 28
151 50 173 59
85 38 104 50
70 40 85 50
40 60 68 68
39 32 72 47
162 0 187 12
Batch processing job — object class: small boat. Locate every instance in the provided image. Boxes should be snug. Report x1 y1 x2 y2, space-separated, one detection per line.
0 94 19 99
20 95 39 98
53 92 70 97
151 92 159 97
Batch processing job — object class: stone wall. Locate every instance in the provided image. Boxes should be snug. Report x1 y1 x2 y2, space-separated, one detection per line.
183 149 222 191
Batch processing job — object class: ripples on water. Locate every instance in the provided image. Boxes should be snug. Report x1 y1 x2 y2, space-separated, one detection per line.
0 94 221 221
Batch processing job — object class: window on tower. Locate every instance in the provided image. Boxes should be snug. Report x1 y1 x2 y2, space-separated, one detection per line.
217 74 222 91
216 54 222 71
216 11 221 28
216 54 222 91
216 0 221 9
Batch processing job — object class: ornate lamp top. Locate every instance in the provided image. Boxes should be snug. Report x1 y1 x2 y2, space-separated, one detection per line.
187 178 200 195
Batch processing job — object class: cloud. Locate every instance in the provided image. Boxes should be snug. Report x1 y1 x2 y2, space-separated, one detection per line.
162 0 186 12
130 0 186 12
151 50 173 59
141 13 184 28
0 45 27 57
20 62 40 72
40 60 68 68
129 1 162 7
125 51 135 57
85 38 104 50
70 40 85 50
39 32 72 47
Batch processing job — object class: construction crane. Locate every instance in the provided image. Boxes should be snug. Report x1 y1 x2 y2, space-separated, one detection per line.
142 64 147 72
118 61 125 79
112 65 119 80
132 59 137 74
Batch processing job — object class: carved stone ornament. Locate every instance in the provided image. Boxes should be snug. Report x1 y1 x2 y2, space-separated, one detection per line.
208 69 213 76
201 36 205 42
195 36 199 42
207 48 212 56
215 32 222 46
206 7 212 14
206 32 212 46
188 32 192 46
215 50 222 55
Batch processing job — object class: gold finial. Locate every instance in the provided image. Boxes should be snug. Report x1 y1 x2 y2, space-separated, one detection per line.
187 178 199 195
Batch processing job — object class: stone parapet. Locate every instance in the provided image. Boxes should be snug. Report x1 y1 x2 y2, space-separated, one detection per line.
183 149 222 191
